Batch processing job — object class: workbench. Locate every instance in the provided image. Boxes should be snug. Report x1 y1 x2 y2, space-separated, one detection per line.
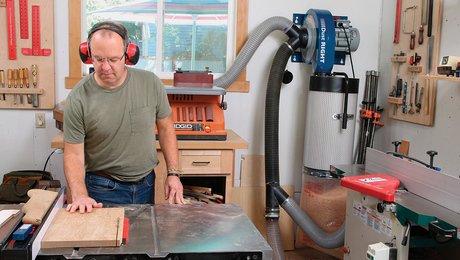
51 130 248 204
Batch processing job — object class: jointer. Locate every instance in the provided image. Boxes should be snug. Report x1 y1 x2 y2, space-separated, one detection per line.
332 148 460 260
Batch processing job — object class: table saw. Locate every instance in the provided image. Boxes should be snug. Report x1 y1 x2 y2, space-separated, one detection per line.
0 189 272 260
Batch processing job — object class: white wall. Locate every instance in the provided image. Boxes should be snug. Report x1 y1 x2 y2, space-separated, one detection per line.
376 0 460 178
7 0 457 198
226 0 382 190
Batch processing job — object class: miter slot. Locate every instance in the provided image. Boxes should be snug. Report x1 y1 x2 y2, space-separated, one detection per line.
196 107 203 121
205 106 214 122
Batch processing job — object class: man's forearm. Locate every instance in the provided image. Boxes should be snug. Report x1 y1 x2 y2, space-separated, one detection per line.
158 128 180 170
63 142 88 199
157 116 180 171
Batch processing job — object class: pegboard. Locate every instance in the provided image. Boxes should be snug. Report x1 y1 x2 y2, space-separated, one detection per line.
387 0 442 126
0 0 55 110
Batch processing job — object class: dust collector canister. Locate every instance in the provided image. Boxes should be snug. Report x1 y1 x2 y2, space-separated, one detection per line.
303 74 359 174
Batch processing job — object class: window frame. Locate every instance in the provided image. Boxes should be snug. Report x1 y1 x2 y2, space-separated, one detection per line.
65 0 249 92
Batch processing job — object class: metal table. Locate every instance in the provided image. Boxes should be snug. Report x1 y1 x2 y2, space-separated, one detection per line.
37 204 272 259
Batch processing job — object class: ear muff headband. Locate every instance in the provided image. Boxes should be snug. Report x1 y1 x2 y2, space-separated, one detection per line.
79 22 140 65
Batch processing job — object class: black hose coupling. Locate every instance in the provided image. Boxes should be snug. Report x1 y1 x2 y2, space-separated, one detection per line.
265 182 281 219
285 24 308 51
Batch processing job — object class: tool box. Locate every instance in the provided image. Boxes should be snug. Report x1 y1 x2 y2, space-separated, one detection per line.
156 86 227 141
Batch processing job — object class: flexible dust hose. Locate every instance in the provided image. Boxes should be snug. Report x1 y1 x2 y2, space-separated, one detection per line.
272 186 346 249
264 42 345 252
266 219 286 260
265 42 293 208
264 42 294 260
213 16 294 89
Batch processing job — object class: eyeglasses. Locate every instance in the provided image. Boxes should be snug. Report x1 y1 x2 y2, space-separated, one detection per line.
91 54 124 66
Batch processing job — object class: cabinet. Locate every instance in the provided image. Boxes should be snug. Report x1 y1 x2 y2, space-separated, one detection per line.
154 130 248 204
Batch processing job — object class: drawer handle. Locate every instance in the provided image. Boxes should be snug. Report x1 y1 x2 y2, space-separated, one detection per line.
192 161 211 166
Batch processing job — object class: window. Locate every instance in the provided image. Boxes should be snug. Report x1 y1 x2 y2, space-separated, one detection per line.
86 0 233 76
66 0 249 92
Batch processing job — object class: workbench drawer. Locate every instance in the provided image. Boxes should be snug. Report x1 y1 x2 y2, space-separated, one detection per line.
180 150 232 174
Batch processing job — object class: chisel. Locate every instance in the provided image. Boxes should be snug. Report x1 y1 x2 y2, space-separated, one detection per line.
7 69 12 104
32 65 39 107
24 68 32 104
0 70 4 101
403 82 408 114
19 68 24 104
13 69 18 105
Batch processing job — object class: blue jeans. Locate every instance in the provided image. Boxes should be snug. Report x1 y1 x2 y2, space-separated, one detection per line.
85 171 156 204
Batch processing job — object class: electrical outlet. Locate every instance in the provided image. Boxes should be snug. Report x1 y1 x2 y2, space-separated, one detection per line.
35 113 45 128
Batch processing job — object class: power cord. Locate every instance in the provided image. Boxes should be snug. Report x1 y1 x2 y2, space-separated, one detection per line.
339 23 355 78
42 148 63 178
385 151 441 171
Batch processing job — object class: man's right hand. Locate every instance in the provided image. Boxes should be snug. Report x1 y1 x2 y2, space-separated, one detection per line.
66 195 103 214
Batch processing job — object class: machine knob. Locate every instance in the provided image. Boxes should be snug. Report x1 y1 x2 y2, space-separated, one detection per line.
377 202 385 213
426 150 438 169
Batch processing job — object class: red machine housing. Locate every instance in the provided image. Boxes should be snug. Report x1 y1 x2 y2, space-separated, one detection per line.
156 94 227 140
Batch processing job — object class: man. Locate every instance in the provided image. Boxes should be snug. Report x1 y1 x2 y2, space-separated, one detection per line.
63 21 185 214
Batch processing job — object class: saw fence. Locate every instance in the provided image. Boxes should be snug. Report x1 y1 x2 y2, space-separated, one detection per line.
0 0 55 110
387 0 442 125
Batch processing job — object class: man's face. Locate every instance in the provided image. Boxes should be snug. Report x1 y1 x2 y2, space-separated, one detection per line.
90 31 127 88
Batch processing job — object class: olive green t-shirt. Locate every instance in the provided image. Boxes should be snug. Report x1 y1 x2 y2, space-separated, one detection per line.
63 67 171 182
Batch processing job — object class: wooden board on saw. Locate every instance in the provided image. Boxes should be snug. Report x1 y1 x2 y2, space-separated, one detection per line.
41 208 124 248
0 0 55 109
387 0 442 125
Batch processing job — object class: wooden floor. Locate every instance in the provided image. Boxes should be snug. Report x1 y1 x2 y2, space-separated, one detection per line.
284 248 340 260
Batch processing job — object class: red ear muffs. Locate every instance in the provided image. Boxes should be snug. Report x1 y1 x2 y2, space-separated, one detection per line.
125 43 140 65
79 42 92 64
79 42 140 65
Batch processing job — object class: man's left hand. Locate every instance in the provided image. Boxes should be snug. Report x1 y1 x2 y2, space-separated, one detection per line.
165 176 185 204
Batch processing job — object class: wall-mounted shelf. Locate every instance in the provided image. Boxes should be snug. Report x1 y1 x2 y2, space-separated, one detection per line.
420 75 460 82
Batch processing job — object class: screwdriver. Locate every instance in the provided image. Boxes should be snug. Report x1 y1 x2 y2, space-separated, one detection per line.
32 65 38 107
24 68 32 104
7 69 12 104
0 70 4 101
13 69 18 105
19 68 24 104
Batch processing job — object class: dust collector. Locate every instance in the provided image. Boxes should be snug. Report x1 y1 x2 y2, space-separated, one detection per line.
213 9 360 260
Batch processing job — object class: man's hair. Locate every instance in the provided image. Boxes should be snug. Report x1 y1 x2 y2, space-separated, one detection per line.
87 21 129 54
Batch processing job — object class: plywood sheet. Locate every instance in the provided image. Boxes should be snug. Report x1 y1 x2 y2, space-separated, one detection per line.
240 154 265 187
41 208 124 248
232 185 295 250
0 210 20 227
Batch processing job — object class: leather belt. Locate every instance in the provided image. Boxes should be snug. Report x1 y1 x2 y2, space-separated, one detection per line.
89 170 152 184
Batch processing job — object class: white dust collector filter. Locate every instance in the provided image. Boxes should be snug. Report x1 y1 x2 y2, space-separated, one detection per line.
303 75 359 172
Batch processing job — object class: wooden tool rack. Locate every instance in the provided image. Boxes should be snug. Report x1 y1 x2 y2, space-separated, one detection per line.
0 0 55 109
387 0 442 125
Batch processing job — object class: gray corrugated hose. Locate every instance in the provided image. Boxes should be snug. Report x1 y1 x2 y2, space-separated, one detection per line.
274 186 346 249
213 16 294 89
